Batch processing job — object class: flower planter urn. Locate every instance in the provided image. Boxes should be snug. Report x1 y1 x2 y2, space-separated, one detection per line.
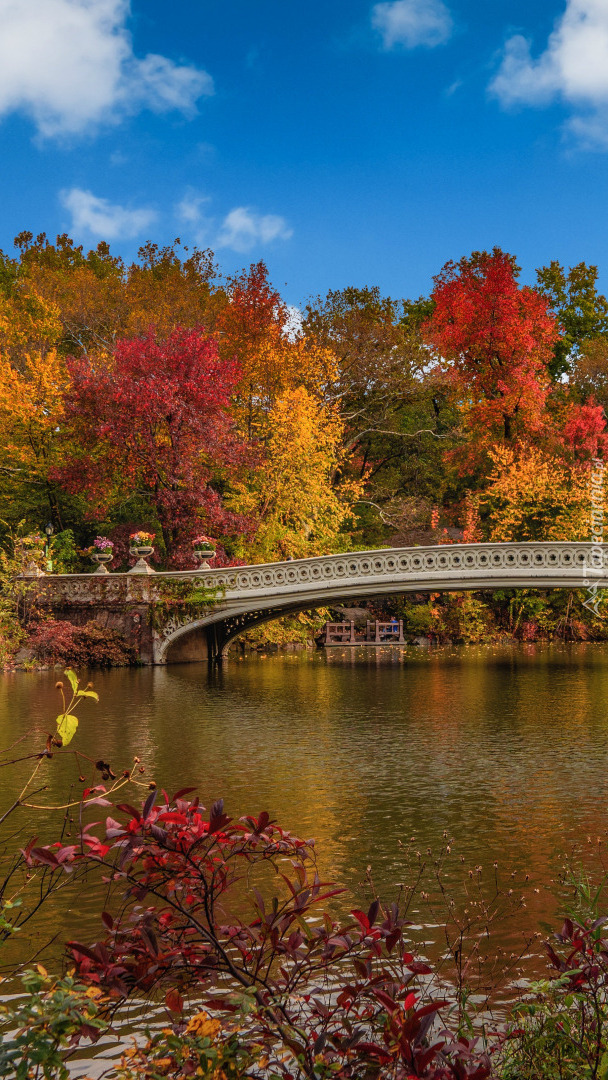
128 545 156 575
91 551 113 574
194 547 215 570
21 559 46 578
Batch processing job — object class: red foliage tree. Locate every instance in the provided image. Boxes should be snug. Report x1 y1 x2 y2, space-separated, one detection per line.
216 260 287 365
424 249 558 445
562 399 608 461
57 328 248 556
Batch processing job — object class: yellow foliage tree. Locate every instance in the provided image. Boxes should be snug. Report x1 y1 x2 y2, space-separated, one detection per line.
0 348 67 522
475 444 595 542
0 290 62 372
232 334 339 440
229 386 363 561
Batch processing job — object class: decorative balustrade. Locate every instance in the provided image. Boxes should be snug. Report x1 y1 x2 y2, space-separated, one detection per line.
34 542 607 603
205 542 605 595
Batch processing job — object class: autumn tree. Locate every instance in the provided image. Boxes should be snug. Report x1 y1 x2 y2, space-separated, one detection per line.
216 261 285 367
0 348 67 527
10 233 224 358
228 386 363 561
536 260 608 379
0 250 62 374
424 249 558 448
122 241 224 341
57 328 247 557
474 444 593 543
11 232 125 357
569 334 608 413
561 399 608 461
230 332 338 441
303 286 426 446
303 286 452 542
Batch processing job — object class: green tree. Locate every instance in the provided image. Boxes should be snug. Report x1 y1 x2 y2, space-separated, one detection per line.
535 260 608 379
303 286 454 540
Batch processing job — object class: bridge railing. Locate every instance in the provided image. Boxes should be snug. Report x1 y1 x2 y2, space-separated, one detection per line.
23 542 608 606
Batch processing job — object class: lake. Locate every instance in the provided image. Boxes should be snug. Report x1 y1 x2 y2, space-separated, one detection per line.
4 643 608 996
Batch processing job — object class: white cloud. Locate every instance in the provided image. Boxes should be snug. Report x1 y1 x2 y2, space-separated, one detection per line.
490 0 608 145
60 187 157 240
174 192 293 251
0 0 213 138
175 189 211 227
216 206 293 253
371 0 453 49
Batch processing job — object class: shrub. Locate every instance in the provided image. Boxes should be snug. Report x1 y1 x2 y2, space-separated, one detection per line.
405 600 436 638
115 1014 253 1080
48 529 82 573
499 911 608 1080
26 782 608 1080
0 968 108 1080
241 610 326 647
28 619 136 668
29 793 494 1080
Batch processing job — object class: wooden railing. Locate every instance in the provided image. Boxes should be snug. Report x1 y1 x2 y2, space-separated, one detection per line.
322 620 405 645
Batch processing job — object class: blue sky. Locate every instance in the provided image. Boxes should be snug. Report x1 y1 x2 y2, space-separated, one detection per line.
1 0 608 306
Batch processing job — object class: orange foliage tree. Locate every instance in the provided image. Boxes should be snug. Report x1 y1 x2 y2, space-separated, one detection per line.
216 262 338 439
474 444 594 543
12 234 224 357
0 347 68 525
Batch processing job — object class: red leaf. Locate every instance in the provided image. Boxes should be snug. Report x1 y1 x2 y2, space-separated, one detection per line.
351 909 370 932
407 961 433 975
172 787 197 801
374 988 399 1013
165 988 184 1014
116 804 141 822
30 847 60 868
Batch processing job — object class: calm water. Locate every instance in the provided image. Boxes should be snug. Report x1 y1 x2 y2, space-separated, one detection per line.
4 643 608 986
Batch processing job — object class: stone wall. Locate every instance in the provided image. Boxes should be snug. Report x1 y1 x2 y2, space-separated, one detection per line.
29 577 157 664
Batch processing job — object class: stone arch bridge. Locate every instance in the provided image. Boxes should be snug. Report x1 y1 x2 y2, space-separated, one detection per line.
34 542 606 664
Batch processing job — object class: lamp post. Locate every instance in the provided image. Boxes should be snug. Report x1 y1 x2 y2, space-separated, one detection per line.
45 522 54 572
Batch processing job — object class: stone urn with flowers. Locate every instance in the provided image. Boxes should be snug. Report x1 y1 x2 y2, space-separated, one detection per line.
90 536 114 574
192 535 216 570
19 534 46 577
128 531 156 575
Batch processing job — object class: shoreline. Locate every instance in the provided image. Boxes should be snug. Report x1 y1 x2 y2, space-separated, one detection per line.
7 634 608 673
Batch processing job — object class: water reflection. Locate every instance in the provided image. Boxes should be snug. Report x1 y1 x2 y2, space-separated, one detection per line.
4 644 608 975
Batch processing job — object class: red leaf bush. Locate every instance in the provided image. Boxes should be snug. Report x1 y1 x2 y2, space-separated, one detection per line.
29 791 493 1079
28 619 136 668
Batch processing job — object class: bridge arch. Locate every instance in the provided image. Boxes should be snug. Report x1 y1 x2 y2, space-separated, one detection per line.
155 542 605 663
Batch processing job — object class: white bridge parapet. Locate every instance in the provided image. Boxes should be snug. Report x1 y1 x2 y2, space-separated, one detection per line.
194 542 605 597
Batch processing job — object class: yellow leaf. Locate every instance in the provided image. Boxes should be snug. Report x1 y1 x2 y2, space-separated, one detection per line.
56 713 79 745
227 386 363 562
64 669 78 693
